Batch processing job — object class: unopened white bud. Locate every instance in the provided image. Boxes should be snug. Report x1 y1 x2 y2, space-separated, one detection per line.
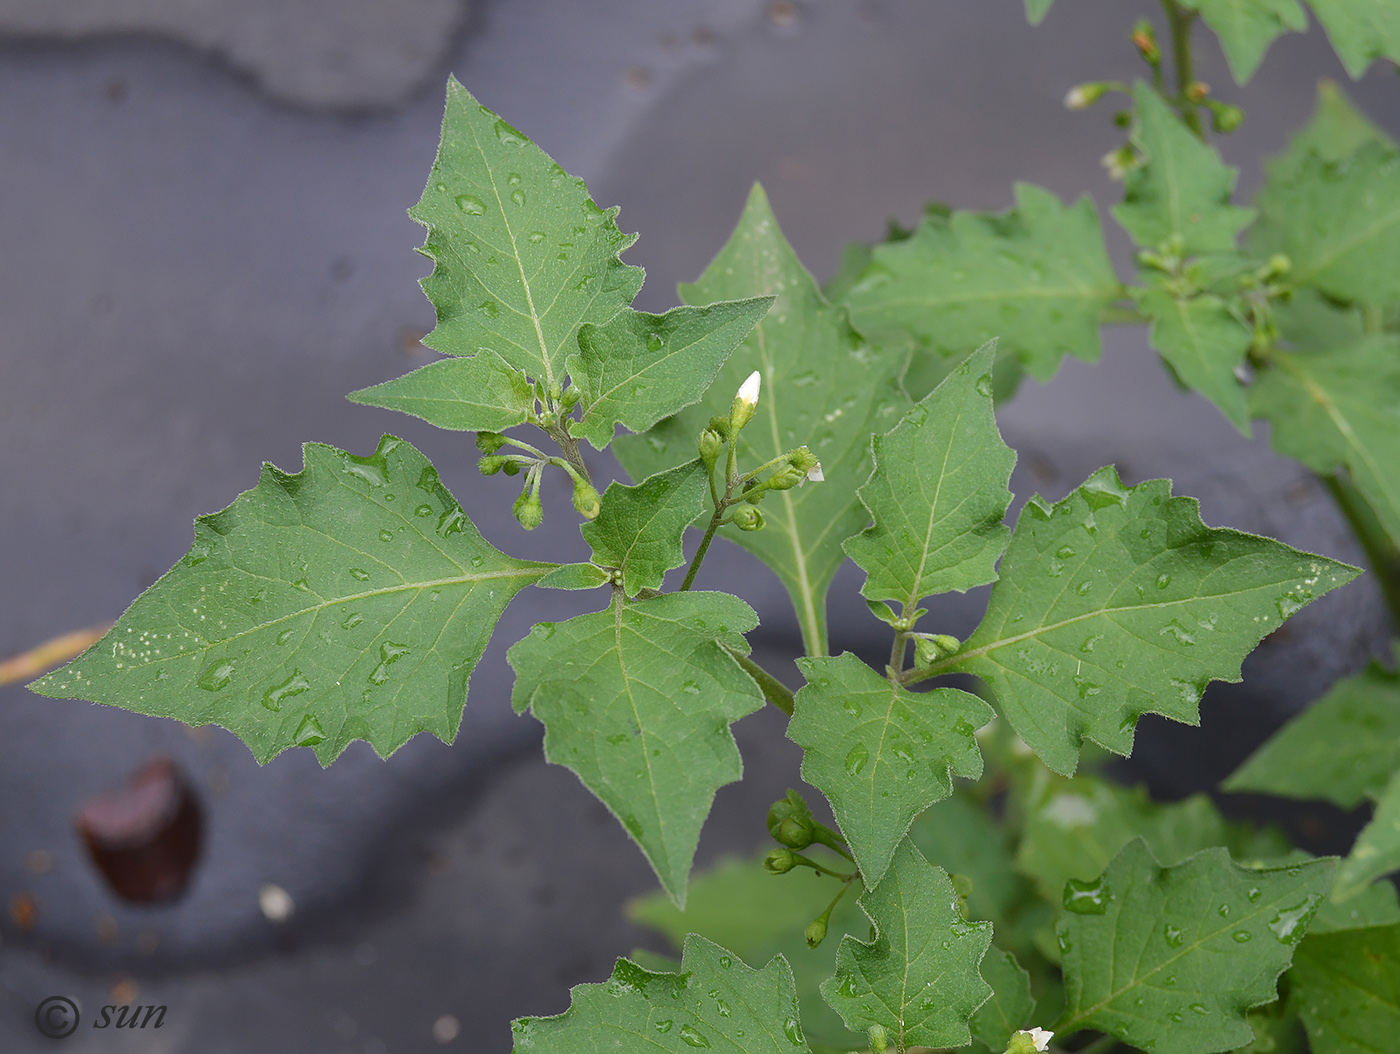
806 461 824 483
1023 1027 1054 1052
737 370 761 407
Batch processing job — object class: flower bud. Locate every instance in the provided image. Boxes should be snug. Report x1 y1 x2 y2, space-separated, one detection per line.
1102 144 1138 181
1006 1027 1054 1054
763 848 799 874
731 370 761 431
1186 80 1211 103
572 480 601 520
766 465 806 491
707 415 731 440
1207 98 1245 133
559 387 581 413
512 487 543 531
788 446 819 472
868 1024 889 1053
478 455 510 476
1131 20 1160 64
914 634 961 667
804 916 828 949
476 431 507 454
1063 82 1110 110
732 505 766 532
698 428 724 470
806 461 824 483
767 789 815 842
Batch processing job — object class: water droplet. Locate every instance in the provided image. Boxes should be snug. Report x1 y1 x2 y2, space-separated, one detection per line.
293 714 326 747
184 543 211 567
1156 572 1172 590
470 555 485 568
1218 903 1231 917
379 529 393 542
262 670 310 712
435 182 446 192
197 660 235 692
1073 676 1101 699
528 230 546 243
415 504 433 517
438 505 466 536
719 956 731 970
1063 876 1111 914
292 577 311 592
511 189 526 207
1232 930 1253 943
1190 1003 1208 1015
1057 931 1073 955
340 452 387 487
276 629 295 646
1076 579 1092 596
349 568 370 581
455 194 485 215
1247 887 1261 903
1163 924 1184 948
782 1017 804 1046
494 119 526 145
1161 620 1196 646
681 680 701 696
679 1024 710 1048
1057 545 1076 559
842 698 862 717
654 1019 673 1034
507 172 522 185
368 641 411 686
479 300 499 318
1269 894 1322 944
1169 1011 1183 1023
1080 635 1101 654
836 972 858 998
844 743 869 777
1277 593 1306 618
975 373 993 397
715 999 730 1018
341 612 364 630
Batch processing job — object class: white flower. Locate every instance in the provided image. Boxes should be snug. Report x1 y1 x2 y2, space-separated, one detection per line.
1023 1026 1054 1052
737 370 761 407
806 461 824 483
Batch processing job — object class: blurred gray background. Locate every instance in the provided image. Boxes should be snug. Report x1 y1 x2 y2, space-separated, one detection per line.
1 0 1396 1050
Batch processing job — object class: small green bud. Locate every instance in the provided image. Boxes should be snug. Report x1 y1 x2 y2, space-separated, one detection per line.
547 381 563 406
787 446 819 473
732 505 765 532
1185 80 1211 104
765 464 806 491
767 789 815 842
476 431 507 454
502 460 522 477
868 1024 889 1053
707 415 731 440
572 480 601 520
1102 143 1138 181
1063 82 1111 110
1131 19 1160 64
478 455 510 476
1005 1027 1053 1053
1265 253 1291 279
763 848 799 874
1207 98 1245 133
804 916 828 948
914 634 961 667
559 387 581 413
730 370 761 432
698 428 723 469
512 487 543 531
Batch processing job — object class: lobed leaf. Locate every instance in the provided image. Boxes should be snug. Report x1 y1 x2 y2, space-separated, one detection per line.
1307 0 1400 78
1224 656 1400 809
788 653 994 888
1115 85 1255 256
1333 770 1400 901
1134 284 1253 434
581 461 709 596
843 344 1015 615
934 466 1359 775
508 591 763 906
511 933 811 1054
570 299 774 451
361 78 643 428
843 183 1120 385
1057 839 1336 1054
971 948 1037 1052
30 436 552 765
615 184 909 656
1184 0 1308 83
1291 923 1400 1054
821 839 993 1049
348 349 535 433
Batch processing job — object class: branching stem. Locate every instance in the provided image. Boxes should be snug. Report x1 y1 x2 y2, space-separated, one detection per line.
1160 0 1203 136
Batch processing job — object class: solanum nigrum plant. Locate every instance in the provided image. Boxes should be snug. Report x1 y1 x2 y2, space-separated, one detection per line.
29 1 1400 1051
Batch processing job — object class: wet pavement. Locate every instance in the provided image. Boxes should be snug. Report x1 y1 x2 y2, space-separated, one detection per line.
1 1 1396 1050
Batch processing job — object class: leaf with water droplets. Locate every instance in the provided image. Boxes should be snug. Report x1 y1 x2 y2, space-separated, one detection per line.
1225 655 1400 809
581 461 708 596
1115 85 1254 256
1181 0 1307 83
933 466 1358 775
1057 839 1335 1054
348 348 535 433
1291 922 1400 1053
508 591 762 906
511 933 813 1053
820 839 993 1049
569 299 774 451
355 78 643 428
842 183 1120 387
788 653 992 887
1133 281 1253 433
31 436 552 764
536 562 612 591
1332 769 1400 902
843 344 1015 617
614 184 910 656
1306 0 1400 78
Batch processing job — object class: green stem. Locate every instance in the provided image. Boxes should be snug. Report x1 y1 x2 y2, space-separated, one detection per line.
681 512 725 592
813 825 855 863
545 421 594 490
725 646 796 717
1323 472 1400 632
1099 302 1148 326
1161 0 1203 136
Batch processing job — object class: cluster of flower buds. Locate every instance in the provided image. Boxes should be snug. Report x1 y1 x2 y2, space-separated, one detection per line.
512 472 543 531
913 633 961 668
768 788 819 849
1005 1027 1053 1054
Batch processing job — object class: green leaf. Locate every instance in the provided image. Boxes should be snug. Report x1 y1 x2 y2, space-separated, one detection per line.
408 78 642 398
1114 85 1255 255
1307 0 1400 78
1025 0 1055 25
347 348 536 432
971 948 1036 1052
908 791 1034 927
843 344 1015 615
614 184 910 656
821 839 993 1049
1183 0 1308 82
1251 140 1400 304
788 653 994 887
1310 877 1400 932
1280 80 1397 173
1334 770 1400 901
30 436 551 765
1224 657 1400 809
569 299 774 451
843 183 1120 384
1291 923 1400 1054
1056 839 1336 1053
628 852 866 1049
1250 335 1400 546
507 591 763 906
581 461 708 596
511 933 811 1054
935 466 1359 775
536 562 612 590
1134 283 1252 433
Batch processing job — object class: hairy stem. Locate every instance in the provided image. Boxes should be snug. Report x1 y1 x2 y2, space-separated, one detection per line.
1324 472 1400 632
725 646 796 717
681 512 725 592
